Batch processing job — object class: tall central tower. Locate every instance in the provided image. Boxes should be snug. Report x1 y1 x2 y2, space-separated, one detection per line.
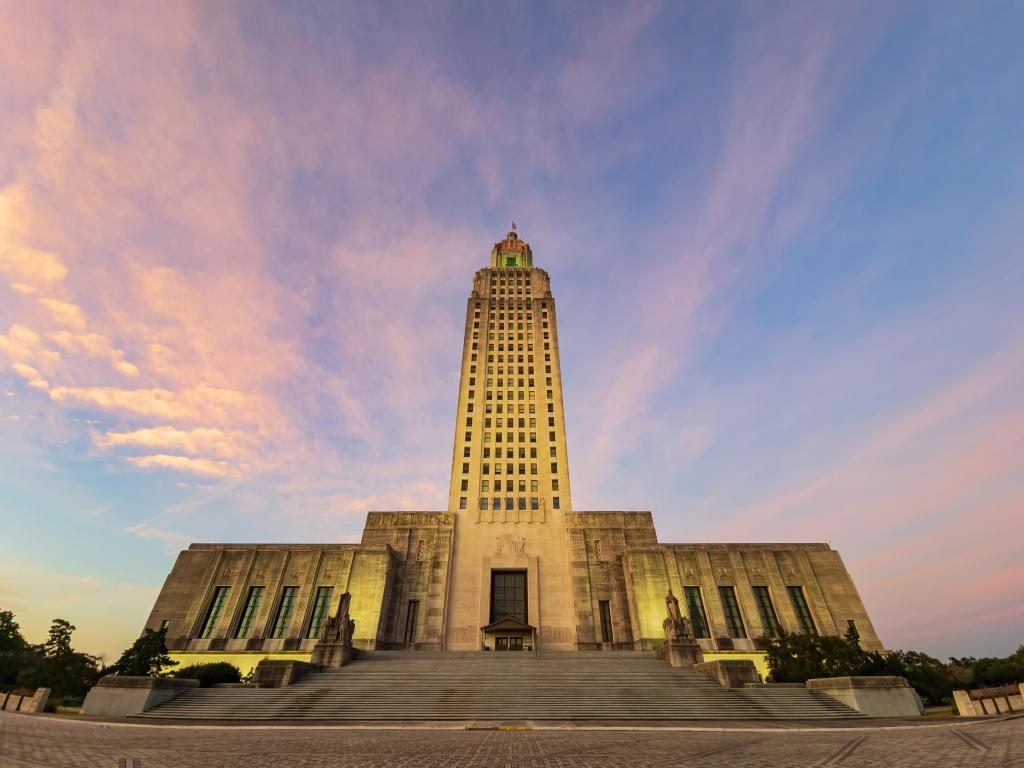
443 230 578 650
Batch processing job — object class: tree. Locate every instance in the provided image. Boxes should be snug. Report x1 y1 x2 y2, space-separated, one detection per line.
888 650 954 706
18 619 100 698
762 628 979 706
970 645 1024 687
763 628 901 684
0 610 33 688
108 627 177 677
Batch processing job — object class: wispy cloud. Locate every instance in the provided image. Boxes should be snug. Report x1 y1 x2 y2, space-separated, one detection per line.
0 1 1021 662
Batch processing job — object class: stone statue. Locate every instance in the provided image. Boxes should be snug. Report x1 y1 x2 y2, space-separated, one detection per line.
663 590 694 641
311 592 355 668
657 589 702 668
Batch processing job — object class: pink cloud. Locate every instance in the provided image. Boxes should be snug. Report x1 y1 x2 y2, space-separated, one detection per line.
125 454 230 478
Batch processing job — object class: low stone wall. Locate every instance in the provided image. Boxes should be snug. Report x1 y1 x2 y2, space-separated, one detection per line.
1 688 50 713
701 651 770 681
694 659 761 688
953 683 1024 716
82 676 199 718
806 676 923 717
168 651 312 678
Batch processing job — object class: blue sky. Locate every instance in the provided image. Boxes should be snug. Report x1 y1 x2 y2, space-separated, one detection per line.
0 0 1022 662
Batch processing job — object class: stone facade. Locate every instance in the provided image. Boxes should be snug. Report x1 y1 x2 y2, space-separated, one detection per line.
143 231 883 660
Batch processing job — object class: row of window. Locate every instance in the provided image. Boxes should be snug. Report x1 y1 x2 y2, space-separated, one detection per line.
467 418 553 430
457 496 557 511
470 366 551 378
471 380 552 391
474 298 548 308
473 479 557 492
681 585 818 639
472 342 549 354
481 391 555 403
462 447 545 464
197 584 336 641
472 462 559 474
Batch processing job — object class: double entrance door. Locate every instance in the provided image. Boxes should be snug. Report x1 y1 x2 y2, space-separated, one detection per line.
494 636 524 651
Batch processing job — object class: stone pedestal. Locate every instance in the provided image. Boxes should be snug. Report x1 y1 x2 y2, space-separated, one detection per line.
310 641 352 668
657 638 704 668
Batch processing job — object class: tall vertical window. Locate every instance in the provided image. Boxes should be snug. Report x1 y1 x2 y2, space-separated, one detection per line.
490 571 527 622
752 586 782 638
787 586 818 635
271 586 299 639
306 586 334 639
846 619 859 642
404 600 419 644
198 586 230 639
683 586 710 638
598 600 613 643
718 586 747 638
235 586 264 638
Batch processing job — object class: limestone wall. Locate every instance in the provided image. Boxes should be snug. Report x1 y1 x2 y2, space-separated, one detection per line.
144 543 396 651
564 518 883 652
361 512 454 648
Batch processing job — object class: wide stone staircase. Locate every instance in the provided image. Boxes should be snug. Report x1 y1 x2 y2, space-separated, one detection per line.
139 650 861 721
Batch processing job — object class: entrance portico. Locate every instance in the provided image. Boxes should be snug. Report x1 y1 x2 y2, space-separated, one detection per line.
481 617 536 651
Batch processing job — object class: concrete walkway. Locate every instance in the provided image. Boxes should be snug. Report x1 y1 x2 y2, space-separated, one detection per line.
2 711 1021 767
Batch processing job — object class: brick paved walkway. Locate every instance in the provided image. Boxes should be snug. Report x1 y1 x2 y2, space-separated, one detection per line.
1 712 1021 767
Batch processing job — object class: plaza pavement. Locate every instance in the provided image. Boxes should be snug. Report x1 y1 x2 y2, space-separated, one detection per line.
1 711 1021 767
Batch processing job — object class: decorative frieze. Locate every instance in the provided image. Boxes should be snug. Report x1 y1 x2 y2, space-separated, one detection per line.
364 512 455 529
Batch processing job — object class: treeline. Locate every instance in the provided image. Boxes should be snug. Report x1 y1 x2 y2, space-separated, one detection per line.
0 609 247 704
762 628 1024 706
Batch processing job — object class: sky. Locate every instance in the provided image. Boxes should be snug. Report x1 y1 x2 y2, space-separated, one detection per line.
0 0 1022 664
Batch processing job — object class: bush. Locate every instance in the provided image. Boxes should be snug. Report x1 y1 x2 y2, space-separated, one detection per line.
170 662 241 687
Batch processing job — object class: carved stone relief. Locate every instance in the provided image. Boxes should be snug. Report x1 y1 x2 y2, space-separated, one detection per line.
495 533 526 555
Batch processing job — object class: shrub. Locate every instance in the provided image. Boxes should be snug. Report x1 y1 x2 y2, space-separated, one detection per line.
170 662 241 687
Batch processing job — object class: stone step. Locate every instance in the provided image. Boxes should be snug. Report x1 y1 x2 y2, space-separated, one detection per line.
139 651 861 721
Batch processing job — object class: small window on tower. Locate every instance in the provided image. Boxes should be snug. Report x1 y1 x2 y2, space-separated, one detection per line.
552 497 560 509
